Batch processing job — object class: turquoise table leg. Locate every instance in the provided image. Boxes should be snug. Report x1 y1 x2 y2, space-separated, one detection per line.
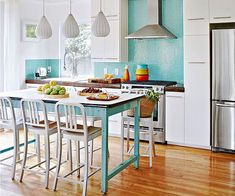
0 139 35 154
101 109 109 193
134 100 140 168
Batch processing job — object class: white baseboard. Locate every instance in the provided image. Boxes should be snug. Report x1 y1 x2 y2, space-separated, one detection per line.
167 141 211 150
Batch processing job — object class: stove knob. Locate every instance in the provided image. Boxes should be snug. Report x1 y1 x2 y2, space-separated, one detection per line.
126 86 129 89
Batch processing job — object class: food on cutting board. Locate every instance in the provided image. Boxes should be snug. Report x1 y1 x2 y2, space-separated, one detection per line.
78 87 102 96
98 93 108 99
87 92 119 101
37 81 67 96
104 74 114 79
81 87 102 93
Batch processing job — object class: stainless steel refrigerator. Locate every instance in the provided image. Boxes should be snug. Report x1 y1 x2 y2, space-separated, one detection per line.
212 29 235 151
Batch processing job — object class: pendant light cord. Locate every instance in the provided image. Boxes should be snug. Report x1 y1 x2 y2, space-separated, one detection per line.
100 0 102 12
43 0 45 16
70 0 72 14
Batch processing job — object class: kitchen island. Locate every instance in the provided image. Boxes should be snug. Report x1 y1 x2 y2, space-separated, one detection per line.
0 88 143 193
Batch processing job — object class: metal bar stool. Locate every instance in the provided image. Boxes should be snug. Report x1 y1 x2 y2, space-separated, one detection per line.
19 99 57 188
53 101 101 196
0 97 23 180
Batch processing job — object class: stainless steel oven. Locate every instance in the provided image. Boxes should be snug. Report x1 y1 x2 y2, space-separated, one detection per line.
121 80 176 143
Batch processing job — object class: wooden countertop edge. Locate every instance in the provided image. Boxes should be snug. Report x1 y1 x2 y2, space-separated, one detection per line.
25 79 121 89
165 86 185 92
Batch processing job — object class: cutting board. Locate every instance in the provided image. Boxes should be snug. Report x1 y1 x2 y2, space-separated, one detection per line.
88 78 121 84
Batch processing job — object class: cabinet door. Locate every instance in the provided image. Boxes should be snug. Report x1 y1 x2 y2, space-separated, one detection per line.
91 35 104 61
104 20 119 61
91 0 119 19
166 92 185 143
91 0 101 18
184 0 209 35
184 35 209 63
104 0 119 19
210 0 235 23
185 63 210 147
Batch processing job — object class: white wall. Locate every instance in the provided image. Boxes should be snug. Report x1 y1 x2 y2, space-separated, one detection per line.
18 0 91 88
0 1 4 91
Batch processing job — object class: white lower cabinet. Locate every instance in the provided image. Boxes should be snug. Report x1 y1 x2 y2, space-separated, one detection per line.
184 62 210 147
109 113 121 136
166 92 185 144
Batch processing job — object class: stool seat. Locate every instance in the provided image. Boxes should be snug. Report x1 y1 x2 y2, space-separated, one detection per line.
63 125 102 142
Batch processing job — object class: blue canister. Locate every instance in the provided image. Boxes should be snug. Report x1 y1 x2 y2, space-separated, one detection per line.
137 64 148 70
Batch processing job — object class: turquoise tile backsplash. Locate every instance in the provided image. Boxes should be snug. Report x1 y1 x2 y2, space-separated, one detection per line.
94 0 184 84
25 59 60 79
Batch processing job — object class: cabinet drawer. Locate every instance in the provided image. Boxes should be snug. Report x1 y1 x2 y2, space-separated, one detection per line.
210 0 235 23
184 35 209 63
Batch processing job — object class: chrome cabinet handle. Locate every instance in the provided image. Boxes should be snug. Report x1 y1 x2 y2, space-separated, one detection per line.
188 18 205 21
92 14 118 18
216 103 235 108
105 58 118 60
167 96 184 98
188 62 206 64
213 16 232 19
106 15 118 17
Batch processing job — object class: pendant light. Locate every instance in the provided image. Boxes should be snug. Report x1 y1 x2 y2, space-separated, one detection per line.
36 0 52 39
92 0 110 37
63 0 80 38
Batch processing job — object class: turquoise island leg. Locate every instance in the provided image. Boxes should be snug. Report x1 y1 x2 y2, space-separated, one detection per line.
101 108 109 193
134 100 140 168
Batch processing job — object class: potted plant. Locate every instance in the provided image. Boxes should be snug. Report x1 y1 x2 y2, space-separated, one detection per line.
127 90 160 118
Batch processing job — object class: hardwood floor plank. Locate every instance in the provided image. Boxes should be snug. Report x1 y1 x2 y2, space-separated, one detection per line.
1 131 235 196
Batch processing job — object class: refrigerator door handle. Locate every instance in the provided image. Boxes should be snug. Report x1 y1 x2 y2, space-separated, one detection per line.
216 102 235 108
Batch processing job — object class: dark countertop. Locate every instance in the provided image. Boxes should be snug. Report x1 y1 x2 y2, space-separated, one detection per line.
25 79 121 89
165 84 185 92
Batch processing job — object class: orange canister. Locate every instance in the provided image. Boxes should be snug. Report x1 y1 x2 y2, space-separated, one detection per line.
123 65 130 82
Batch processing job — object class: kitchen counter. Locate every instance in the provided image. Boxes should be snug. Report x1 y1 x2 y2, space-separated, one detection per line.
25 79 121 89
165 84 185 92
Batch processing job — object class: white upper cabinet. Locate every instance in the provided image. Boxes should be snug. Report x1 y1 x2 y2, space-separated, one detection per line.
91 0 101 18
91 0 128 62
184 0 209 35
104 0 119 20
91 0 119 19
104 20 119 60
91 36 104 60
210 0 235 23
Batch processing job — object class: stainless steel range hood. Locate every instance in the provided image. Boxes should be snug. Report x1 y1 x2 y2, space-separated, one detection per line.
126 0 177 39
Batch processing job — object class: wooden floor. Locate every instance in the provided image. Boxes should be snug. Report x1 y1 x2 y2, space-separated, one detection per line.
1 131 235 196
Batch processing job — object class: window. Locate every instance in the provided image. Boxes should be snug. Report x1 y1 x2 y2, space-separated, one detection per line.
0 1 4 91
62 24 93 79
